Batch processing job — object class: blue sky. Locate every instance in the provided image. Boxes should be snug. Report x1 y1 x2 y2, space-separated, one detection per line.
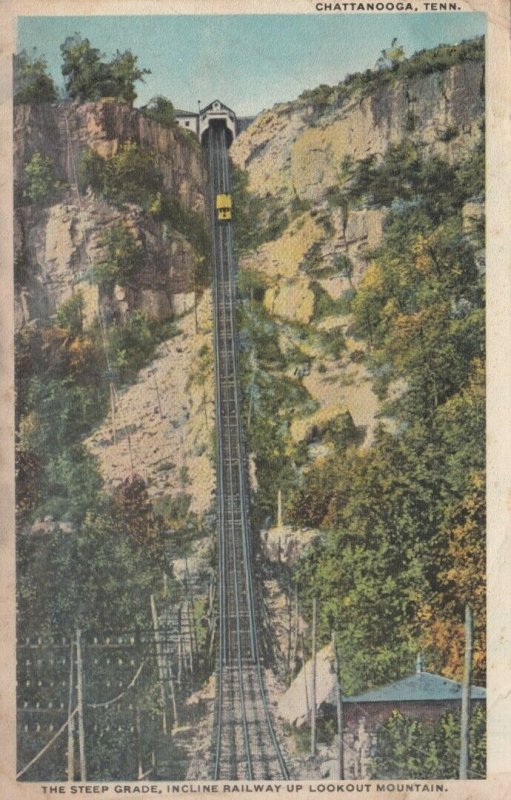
17 13 485 116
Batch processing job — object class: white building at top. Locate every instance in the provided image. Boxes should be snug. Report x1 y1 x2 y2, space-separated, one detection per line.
175 99 238 144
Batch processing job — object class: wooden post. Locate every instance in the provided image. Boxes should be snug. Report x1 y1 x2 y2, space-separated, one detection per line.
67 641 75 781
184 555 199 667
177 634 183 688
286 589 292 679
300 631 310 720
332 631 344 779
291 586 299 676
311 597 317 757
134 693 143 780
75 629 86 781
153 373 164 420
460 604 473 779
150 594 168 735
109 383 117 444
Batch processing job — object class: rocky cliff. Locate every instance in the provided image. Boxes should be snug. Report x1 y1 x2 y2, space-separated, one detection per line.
232 60 483 205
15 99 215 518
14 100 207 329
230 55 484 457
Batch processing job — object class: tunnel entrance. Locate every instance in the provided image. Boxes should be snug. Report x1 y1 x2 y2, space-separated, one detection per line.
174 99 237 145
199 100 237 146
201 118 234 148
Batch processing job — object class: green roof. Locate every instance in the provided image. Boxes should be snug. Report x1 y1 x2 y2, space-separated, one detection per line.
342 671 486 704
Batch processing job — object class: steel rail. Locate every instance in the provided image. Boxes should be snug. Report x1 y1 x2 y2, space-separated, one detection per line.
210 127 252 779
210 132 226 779
208 124 289 780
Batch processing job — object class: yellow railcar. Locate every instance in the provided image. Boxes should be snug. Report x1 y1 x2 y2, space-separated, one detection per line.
216 193 232 221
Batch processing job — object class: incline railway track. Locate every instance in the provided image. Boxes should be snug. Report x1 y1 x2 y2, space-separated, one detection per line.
208 124 289 781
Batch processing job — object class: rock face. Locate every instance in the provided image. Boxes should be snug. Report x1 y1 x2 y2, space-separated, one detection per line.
229 58 484 451
85 290 215 514
231 60 484 308
14 101 208 329
14 100 206 212
232 61 483 206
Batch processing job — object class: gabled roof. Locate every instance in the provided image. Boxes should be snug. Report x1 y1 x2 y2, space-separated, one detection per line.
201 99 236 116
174 109 198 117
342 671 486 704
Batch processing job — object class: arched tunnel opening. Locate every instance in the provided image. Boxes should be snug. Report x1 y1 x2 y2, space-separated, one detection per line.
201 118 234 148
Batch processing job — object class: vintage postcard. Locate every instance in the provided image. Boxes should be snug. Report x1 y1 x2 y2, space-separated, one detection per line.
1 0 510 798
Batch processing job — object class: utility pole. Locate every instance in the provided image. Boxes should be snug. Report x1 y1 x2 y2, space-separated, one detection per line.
75 629 87 781
67 640 75 781
291 585 299 676
277 489 283 528
151 594 168 735
311 597 318 757
300 630 310 721
153 372 164 419
109 382 117 444
332 631 344 779
460 604 473 779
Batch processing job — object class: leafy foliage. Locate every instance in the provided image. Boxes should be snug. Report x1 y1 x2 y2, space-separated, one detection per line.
375 38 406 71
286 132 485 697
370 707 486 779
107 311 166 380
95 223 143 289
60 34 149 105
141 95 177 128
78 143 209 256
24 152 56 205
345 140 484 216
17 502 166 639
14 49 57 104
296 37 483 117
238 302 313 528
54 292 85 337
230 164 289 255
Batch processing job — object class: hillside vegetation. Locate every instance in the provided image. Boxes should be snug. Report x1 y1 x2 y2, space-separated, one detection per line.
231 38 485 703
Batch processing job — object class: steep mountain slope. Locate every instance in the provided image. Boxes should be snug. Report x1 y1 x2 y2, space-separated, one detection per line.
228 41 485 717
229 44 484 490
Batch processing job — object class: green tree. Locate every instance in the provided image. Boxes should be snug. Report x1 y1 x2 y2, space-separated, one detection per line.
14 49 57 104
24 152 56 205
142 95 177 128
78 147 107 194
109 49 150 105
370 707 486 779
104 141 161 208
334 253 354 287
95 222 143 289
54 291 85 337
61 34 104 101
375 38 406 71
61 34 149 105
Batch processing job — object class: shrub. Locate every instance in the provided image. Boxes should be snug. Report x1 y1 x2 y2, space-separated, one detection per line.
78 147 106 195
24 152 56 205
54 292 85 337
95 223 143 289
60 34 149 106
14 49 57 105
149 193 209 257
370 707 486 779
311 282 340 319
108 312 156 378
104 141 160 209
141 95 177 128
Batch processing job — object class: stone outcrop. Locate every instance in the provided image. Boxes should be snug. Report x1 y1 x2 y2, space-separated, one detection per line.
232 61 484 206
230 56 484 461
14 100 208 329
